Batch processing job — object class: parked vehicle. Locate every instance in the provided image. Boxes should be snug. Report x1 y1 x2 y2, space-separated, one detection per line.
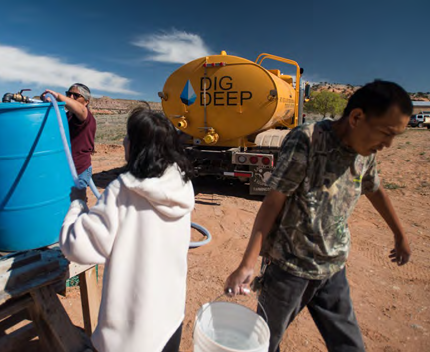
408 115 420 127
159 51 310 195
409 111 430 128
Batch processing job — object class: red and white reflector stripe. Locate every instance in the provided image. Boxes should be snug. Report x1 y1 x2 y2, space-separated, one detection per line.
224 171 253 178
203 62 227 67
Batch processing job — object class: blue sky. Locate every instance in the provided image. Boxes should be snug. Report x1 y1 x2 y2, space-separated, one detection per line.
1 0 429 101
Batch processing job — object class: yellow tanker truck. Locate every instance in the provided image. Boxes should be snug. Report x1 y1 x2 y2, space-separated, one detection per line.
159 51 310 195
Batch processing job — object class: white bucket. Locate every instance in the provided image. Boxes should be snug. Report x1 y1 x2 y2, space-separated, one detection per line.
194 300 270 352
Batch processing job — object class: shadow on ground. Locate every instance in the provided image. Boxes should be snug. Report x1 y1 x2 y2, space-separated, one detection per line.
92 168 263 202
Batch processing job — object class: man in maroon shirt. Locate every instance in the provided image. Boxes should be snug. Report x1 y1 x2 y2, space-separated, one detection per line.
42 83 96 197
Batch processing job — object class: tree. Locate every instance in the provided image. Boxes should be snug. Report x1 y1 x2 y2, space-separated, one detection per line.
328 94 347 118
304 91 347 118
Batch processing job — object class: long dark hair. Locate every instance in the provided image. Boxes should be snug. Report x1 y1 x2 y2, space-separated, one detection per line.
126 107 193 182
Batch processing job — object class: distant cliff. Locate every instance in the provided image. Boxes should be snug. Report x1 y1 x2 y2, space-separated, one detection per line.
311 83 429 101
90 96 162 114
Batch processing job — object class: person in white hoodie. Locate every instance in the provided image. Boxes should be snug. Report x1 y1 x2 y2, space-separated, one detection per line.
60 107 195 352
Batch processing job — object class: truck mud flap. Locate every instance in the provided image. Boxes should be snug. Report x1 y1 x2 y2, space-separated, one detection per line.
249 165 273 195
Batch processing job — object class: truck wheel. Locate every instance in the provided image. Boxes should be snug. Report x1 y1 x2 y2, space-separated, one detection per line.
427 125 430 130
418 123 423 128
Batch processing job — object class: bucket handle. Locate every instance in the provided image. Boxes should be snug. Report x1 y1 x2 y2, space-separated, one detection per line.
193 289 269 339
224 288 268 323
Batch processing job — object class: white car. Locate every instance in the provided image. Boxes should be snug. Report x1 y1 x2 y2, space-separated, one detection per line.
414 111 430 128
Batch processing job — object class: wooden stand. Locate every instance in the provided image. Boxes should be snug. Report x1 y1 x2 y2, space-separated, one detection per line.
0 249 96 352
69 263 100 336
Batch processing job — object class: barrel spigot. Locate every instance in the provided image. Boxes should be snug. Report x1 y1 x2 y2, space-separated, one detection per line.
2 89 35 103
203 128 219 144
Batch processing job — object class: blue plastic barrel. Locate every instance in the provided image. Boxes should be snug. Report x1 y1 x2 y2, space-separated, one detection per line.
0 102 74 251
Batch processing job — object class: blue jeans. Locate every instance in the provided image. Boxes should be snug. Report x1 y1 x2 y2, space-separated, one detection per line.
77 166 92 189
257 264 365 352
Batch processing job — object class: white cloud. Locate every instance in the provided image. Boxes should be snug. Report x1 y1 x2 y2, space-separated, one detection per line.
0 44 136 95
133 30 212 64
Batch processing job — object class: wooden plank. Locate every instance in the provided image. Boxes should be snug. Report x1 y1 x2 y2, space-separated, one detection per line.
0 295 33 321
0 309 30 334
79 266 100 336
68 262 96 279
0 250 69 305
28 298 64 352
30 286 92 352
0 322 37 352
53 279 67 297
0 251 42 274
0 260 59 291
0 270 67 305
1 248 95 283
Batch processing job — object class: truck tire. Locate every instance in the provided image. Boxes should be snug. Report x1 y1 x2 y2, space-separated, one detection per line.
418 123 423 128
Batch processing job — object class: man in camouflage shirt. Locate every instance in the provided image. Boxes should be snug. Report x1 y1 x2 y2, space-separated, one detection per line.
225 81 412 352
261 118 380 280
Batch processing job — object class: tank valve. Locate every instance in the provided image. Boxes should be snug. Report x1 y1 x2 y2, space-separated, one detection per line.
267 89 277 101
203 128 219 145
158 91 168 101
177 118 188 129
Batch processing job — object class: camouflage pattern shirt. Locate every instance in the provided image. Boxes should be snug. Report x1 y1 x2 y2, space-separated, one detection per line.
263 119 380 280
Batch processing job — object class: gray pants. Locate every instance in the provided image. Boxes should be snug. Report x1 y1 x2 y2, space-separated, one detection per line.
257 264 365 352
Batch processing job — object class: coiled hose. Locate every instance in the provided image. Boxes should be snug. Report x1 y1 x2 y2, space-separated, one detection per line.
46 94 211 248
190 222 212 248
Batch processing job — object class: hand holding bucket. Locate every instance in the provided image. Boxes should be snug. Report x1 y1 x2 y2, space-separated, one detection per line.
224 266 255 296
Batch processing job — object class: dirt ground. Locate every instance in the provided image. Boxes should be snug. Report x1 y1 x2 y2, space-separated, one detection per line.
57 128 430 352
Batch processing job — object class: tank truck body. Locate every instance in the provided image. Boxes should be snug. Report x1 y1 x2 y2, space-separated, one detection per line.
159 51 310 195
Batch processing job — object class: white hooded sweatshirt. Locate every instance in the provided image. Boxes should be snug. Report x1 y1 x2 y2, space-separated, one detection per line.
60 165 194 352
